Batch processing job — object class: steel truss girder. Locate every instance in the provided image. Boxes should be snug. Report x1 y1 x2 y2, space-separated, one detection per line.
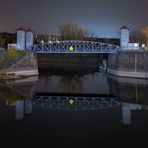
33 40 120 53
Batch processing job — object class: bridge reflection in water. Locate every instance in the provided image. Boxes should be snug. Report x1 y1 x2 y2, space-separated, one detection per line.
13 94 148 126
1 74 148 126
33 95 120 110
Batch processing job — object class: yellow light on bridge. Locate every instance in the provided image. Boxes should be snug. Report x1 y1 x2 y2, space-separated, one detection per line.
69 98 74 105
69 46 74 51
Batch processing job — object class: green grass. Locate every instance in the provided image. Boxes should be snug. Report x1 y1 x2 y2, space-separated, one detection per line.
7 48 24 58
0 49 26 69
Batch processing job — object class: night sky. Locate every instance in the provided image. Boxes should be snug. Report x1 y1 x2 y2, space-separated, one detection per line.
0 0 147 37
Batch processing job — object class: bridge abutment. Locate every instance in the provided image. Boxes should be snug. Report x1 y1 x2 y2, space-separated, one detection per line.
107 51 148 78
0 51 39 79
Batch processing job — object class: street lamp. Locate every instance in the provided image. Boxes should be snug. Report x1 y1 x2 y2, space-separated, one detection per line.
41 40 44 44
142 44 145 48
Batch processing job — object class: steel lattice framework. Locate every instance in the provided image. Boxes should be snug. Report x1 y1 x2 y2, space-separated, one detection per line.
33 40 120 53
33 95 120 110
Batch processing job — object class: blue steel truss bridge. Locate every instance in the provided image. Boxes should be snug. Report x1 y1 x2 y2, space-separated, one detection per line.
33 40 120 54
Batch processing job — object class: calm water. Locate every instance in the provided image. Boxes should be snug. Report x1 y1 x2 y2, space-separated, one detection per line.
0 69 148 145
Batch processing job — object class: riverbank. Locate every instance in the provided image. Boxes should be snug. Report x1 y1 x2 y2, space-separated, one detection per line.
0 50 39 79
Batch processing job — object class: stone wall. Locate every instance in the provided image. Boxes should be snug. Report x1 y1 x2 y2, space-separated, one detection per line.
0 51 38 79
108 51 148 78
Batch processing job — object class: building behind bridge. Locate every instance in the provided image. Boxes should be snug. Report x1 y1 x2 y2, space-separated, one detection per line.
7 27 34 50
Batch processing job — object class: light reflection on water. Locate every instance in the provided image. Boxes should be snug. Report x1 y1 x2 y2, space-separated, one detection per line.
0 71 148 144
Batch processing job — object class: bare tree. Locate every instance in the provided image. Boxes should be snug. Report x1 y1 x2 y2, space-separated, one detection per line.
59 23 95 40
0 32 16 49
141 26 148 47
129 30 140 43
129 27 148 48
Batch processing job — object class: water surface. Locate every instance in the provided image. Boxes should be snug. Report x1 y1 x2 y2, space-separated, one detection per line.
0 69 148 145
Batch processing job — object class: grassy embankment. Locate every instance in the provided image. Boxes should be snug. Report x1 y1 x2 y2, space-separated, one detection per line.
0 48 25 79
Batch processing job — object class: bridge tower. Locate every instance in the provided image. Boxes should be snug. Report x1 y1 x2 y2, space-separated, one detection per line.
26 28 34 50
16 28 26 50
120 25 129 49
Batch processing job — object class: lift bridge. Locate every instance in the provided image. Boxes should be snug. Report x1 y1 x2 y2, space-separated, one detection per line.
33 40 120 54
33 94 120 110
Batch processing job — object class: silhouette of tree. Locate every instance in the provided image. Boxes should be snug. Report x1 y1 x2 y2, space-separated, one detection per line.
59 23 95 40
129 30 140 43
141 26 148 47
0 32 16 49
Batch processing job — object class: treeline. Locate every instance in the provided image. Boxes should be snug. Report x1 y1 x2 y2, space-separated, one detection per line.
36 22 120 45
35 35 120 45
0 23 147 48
0 32 16 49
129 26 148 47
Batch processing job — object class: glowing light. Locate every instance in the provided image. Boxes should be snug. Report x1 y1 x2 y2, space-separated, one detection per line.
69 46 74 51
69 99 74 105
56 40 60 43
134 43 138 47
142 44 145 48
41 40 44 44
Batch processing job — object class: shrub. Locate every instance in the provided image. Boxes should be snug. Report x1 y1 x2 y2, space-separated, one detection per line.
7 48 22 57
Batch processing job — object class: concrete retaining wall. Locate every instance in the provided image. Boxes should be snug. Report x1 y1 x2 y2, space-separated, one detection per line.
0 51 39 79
108 51 148 78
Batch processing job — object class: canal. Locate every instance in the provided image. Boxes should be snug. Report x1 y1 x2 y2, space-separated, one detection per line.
0 62 148 145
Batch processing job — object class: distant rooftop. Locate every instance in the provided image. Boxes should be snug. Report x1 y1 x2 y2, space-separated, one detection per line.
26 28 34 32
16 27 34 32
120 25 129 30
16 27 25 32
